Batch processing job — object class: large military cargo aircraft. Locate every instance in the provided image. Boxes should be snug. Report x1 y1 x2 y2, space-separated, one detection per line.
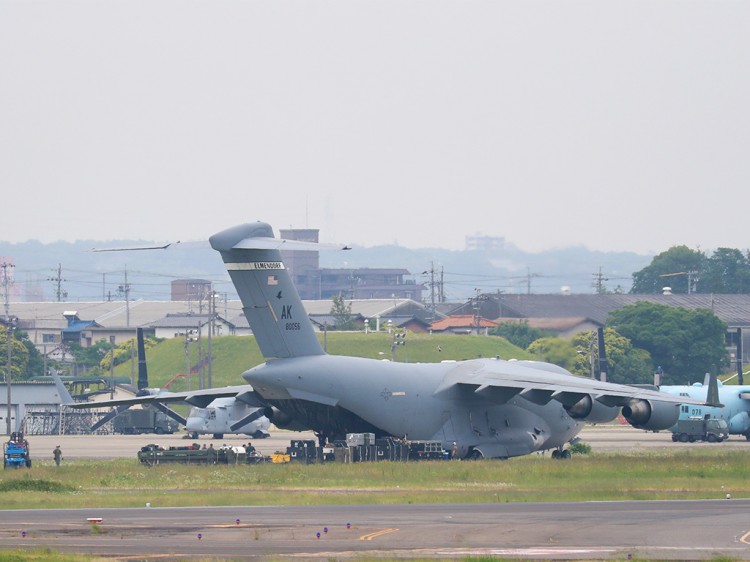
73 221 701 459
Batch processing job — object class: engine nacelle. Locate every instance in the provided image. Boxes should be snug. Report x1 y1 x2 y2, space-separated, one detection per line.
565 395 619 423
621 399 679 430
728 411 750 434
267 406 308 431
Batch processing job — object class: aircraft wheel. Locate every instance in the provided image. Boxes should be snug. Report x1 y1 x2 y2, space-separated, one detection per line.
679 433 689 443
561 450 571 459
469 449 483 460
551 449 560 459
745 433 750 441
212 433 224 439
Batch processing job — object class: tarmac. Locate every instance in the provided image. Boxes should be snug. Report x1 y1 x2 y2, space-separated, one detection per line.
20 425 750 461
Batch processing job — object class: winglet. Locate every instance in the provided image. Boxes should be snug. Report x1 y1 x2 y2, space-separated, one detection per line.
704 371 723 408
51 369 75 406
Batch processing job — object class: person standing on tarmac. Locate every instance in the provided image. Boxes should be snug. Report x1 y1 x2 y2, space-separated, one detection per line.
53 445 63 466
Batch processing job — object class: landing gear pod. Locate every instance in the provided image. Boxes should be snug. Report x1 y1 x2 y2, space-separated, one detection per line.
621 399 679 430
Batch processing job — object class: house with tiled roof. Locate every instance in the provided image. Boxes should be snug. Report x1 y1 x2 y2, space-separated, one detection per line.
430 314 498 335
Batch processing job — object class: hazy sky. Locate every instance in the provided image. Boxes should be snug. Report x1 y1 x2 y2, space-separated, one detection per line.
1 1 748 254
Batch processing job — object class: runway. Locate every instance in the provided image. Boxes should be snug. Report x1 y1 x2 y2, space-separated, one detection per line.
6 428 750 559
1 500 749 559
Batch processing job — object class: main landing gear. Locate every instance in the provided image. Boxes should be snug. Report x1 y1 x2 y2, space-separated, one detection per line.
550 447 571 460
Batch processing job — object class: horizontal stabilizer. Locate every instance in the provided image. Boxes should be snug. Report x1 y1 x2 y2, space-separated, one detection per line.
231 237 350 252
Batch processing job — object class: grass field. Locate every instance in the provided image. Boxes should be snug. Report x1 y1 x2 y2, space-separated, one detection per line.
0 449 746 510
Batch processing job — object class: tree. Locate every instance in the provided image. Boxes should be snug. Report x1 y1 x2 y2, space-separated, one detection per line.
570 328 653 384
0 325 32 381
67 339 115 376
490 321 551 350
700 248 750 293
526 337 578 371
630 246 706 294
607 302 727 384
100 336 159 371
330 294 357 331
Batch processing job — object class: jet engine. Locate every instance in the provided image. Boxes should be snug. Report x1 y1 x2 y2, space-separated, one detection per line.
565 395 619 424
266 406 309 431
621 399 679 430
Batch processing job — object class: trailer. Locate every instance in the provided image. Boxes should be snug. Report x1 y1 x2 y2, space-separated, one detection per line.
137 443 266 466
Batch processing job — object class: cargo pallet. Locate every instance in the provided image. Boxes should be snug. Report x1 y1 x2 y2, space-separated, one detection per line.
137 444 267 466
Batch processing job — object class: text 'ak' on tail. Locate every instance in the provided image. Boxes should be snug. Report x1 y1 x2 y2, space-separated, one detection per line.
209 221 350 360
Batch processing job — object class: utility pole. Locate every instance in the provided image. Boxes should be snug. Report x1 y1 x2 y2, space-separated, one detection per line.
592 267 609 294
525 268 539 295
207 289 216 388
659 271 698 294
2 261 15 436
48 263 67 302
118 269 131 327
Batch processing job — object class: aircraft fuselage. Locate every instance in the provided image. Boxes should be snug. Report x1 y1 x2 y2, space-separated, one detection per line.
244 355 583 458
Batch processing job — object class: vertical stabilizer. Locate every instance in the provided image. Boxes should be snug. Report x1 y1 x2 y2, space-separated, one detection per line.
704 371 723 408
50 369 75 406
209 222 325 359
597 327 608 382
136 327 148 391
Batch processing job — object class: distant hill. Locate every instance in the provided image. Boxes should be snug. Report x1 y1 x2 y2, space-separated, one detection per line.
0 237 651 303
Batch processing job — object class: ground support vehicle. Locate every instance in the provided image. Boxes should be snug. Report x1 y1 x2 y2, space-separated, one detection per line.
4 436 31 469
114 408 179 435
671 416 729 443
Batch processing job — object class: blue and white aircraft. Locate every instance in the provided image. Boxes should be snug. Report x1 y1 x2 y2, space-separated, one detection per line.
658 371 750 440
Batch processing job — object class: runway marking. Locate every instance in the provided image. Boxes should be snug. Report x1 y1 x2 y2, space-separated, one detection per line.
359 528 399 541
740 530 750 545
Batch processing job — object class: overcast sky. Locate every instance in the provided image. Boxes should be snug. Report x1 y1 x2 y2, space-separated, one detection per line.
1 1 748 254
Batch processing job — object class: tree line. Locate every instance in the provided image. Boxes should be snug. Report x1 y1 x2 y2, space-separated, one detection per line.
631 246 750 294
492 301 729 386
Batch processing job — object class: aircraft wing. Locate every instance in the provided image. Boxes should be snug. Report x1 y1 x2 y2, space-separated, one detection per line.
435 359 705 407
66 385 264 410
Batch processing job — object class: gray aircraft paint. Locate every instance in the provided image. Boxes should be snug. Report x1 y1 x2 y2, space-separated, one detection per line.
69 221 704 459
209 221 698 459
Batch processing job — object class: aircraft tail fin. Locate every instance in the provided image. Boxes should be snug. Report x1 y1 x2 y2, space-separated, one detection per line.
136 327 148 391
704 371 723 408
210 222 342 359
51 369 76 406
